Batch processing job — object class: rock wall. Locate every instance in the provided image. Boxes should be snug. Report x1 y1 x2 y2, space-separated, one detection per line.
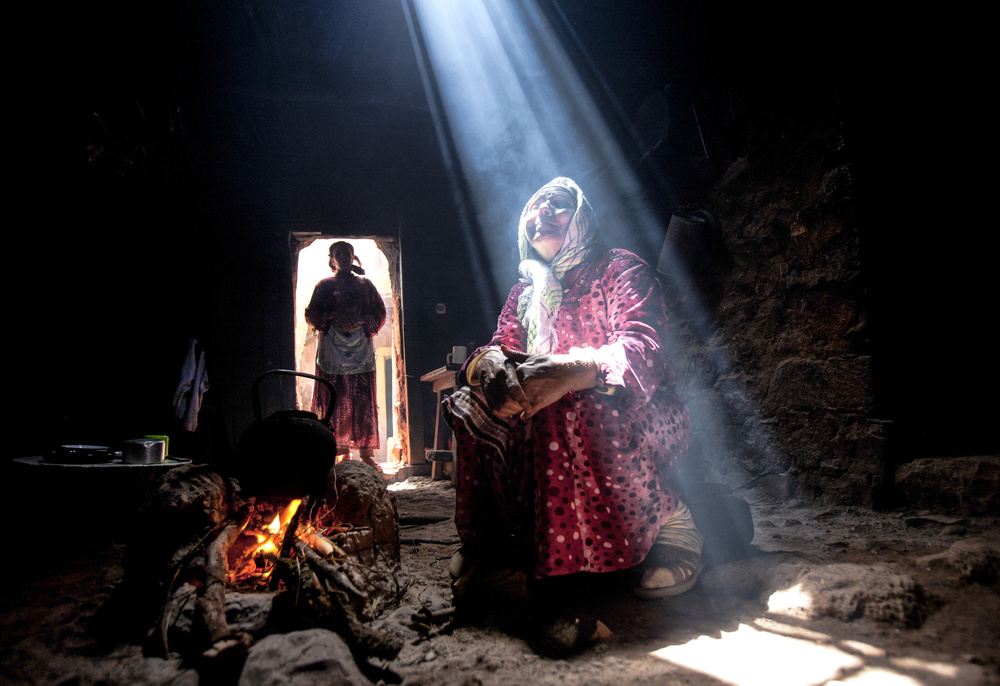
665 84 883 506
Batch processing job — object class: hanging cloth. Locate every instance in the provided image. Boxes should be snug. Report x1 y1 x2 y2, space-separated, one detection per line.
173 339 210 432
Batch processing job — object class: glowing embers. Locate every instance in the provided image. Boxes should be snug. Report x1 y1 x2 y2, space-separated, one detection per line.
227 498 348 588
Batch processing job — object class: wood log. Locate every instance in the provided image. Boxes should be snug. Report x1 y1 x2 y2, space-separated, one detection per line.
294 540 366 609
269 496 309 591
305 532 340 558
195 506 252 647
279 495 309 558
265 551 402 662
264 552 333 618
157 522 224 656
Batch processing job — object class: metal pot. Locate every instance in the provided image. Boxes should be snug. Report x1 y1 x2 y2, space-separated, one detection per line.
121 438 166 464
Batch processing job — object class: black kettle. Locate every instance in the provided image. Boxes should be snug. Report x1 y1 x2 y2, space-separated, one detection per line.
231 369 339 499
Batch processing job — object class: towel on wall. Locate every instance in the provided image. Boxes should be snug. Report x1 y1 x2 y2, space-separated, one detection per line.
173 339 210 432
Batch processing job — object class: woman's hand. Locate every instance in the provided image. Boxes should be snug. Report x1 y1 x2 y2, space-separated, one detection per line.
327 313 360 332
514 353 598 418
477 347 532 418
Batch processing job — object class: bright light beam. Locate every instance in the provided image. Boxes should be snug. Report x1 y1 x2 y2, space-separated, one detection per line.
406 0 663 298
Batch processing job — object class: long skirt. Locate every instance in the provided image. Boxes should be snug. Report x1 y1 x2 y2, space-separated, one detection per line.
312 369 380 450
451 388 690 578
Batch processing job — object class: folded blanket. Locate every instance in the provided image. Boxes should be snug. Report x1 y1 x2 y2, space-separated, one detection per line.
441 386 511 463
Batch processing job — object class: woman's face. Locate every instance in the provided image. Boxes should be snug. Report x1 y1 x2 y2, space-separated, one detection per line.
329 244 354 273
523 189 575 262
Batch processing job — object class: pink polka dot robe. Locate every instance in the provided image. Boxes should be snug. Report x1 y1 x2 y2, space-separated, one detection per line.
453 248 691 577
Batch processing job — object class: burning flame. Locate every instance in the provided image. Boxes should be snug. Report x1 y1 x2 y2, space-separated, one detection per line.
280 499 302 526
228 499 303 584
226 498 352 587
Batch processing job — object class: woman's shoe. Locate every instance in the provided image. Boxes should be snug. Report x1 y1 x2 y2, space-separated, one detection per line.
634 545 703 599
634 499 704 599
360 454 383 474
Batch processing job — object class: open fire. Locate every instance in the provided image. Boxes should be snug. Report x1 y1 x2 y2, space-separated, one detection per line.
227 498 354 587
114 459 403 678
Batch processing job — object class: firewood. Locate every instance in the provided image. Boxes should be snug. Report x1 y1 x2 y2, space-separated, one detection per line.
226 535 263 586
268 496 309 591
157 522 224 656
195 506 252 647
305 532 340 558
279 495 308 558
265 552 333 619
294 540 366 609
266 551 402 662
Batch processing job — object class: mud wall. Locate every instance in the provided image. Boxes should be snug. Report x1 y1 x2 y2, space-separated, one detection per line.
663 83 881 506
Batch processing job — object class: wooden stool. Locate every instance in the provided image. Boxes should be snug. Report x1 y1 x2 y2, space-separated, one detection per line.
420 364 459 480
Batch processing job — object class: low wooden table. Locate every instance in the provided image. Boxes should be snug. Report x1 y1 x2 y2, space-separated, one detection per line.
419 364 459 480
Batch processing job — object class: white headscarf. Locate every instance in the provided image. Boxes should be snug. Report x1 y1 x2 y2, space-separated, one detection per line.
516 177 600 354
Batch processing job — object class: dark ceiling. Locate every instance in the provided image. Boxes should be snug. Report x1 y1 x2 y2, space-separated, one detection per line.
65 0 861 232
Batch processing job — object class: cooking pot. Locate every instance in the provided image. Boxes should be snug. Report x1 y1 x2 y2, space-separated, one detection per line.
121 438 166 464
229 369 339 499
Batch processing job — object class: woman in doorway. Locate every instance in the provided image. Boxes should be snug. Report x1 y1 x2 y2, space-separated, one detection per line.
305 241 387 472
444 178 699 605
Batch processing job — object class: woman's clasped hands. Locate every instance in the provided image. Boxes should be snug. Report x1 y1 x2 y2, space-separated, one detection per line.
327 312 361 333
478 344 598 419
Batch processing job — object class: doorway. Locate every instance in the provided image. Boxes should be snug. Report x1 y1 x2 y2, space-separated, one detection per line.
293 237 403 470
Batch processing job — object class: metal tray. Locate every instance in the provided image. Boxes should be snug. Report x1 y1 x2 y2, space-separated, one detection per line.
13 455 192 469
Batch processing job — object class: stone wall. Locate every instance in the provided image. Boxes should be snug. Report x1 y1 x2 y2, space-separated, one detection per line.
664 84 884 506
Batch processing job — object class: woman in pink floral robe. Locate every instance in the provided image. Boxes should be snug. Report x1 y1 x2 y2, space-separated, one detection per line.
446 178 697 595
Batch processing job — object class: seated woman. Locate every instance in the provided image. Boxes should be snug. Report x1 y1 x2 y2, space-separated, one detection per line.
444 177 701 602
305 241 386 472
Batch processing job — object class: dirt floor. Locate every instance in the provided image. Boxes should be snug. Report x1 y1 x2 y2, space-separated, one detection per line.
1 475 998 685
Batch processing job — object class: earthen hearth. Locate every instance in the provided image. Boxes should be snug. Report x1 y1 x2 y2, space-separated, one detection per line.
100 459 402 682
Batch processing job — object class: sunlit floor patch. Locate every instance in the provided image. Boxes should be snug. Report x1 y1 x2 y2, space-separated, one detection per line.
650 623 863 686
388 480 421 491
767 581 815 619
830 667 923 685
650 621 980 686
888 658 962 680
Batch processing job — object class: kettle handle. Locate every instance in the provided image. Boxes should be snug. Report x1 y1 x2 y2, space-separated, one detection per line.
252 369 337 427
